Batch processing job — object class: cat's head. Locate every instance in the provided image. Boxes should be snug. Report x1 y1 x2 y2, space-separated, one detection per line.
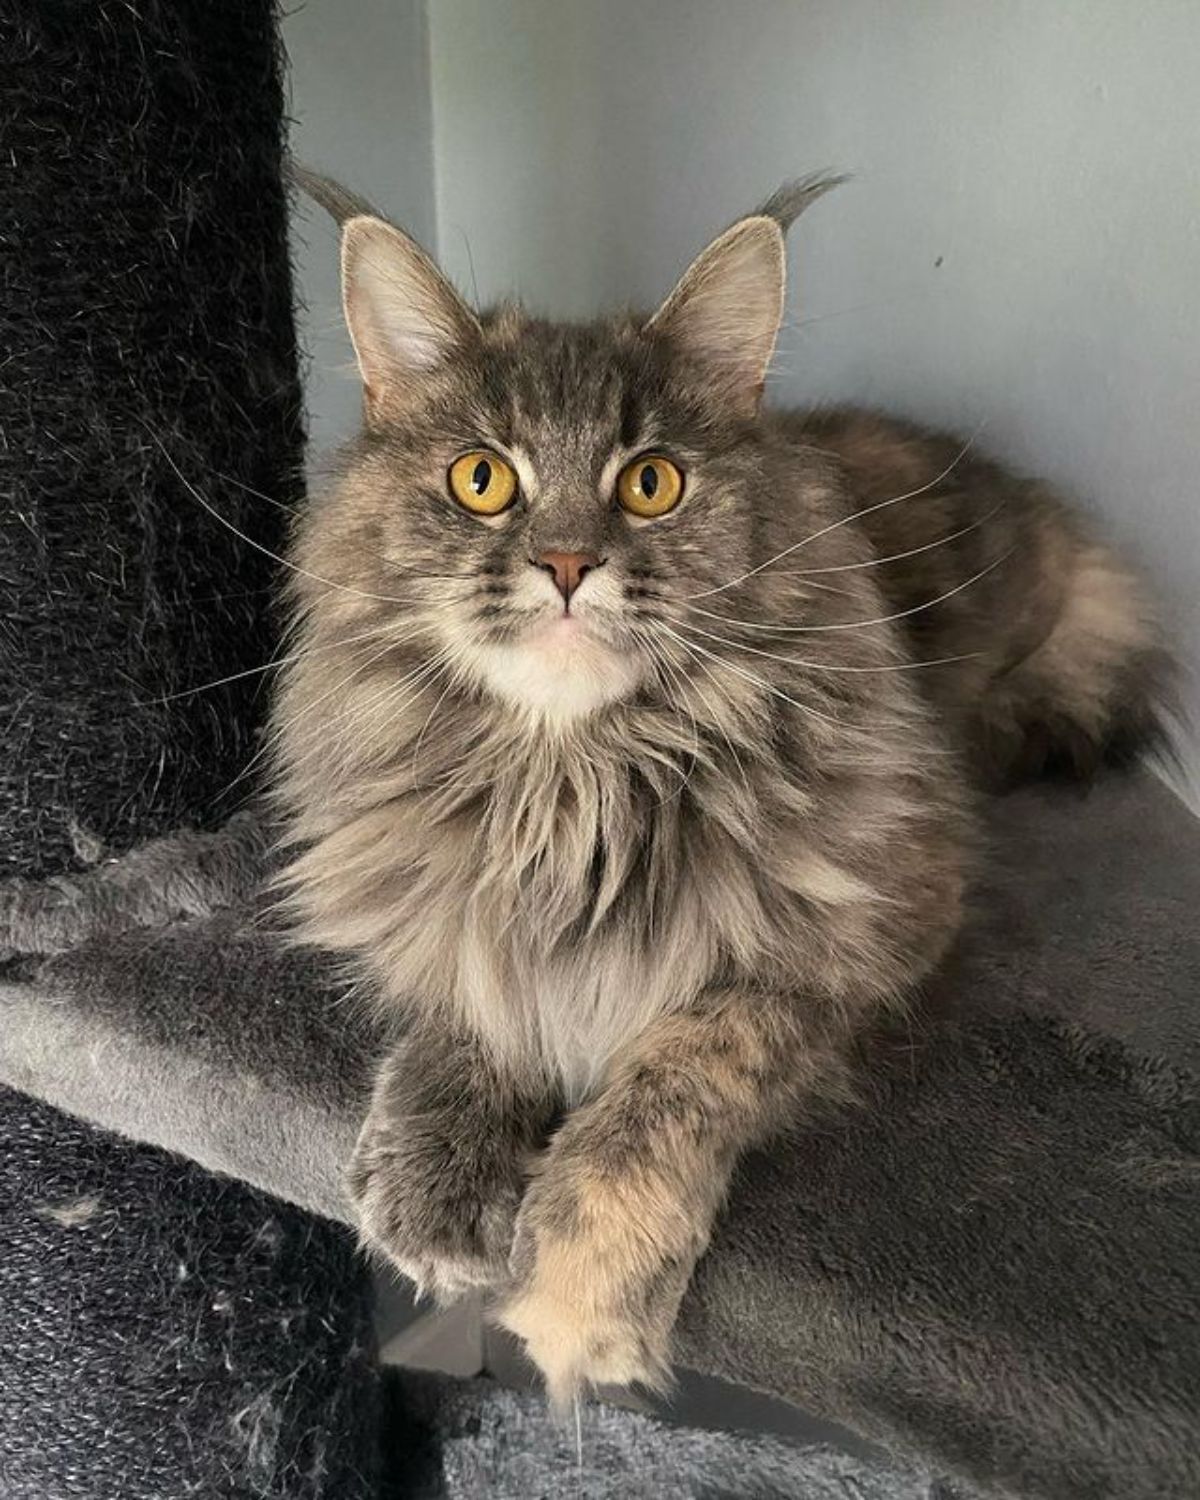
303 178 838 724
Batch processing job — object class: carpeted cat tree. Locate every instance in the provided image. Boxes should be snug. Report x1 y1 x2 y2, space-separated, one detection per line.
2 4 1199 1500
0 5 378 1497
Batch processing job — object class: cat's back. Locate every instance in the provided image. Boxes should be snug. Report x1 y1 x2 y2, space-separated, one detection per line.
773 406 1064 651
770 406 1168 779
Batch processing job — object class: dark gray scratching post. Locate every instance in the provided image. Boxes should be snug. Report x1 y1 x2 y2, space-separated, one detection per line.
0 5 379 1496
1 0 298 878
0 1089 379 1500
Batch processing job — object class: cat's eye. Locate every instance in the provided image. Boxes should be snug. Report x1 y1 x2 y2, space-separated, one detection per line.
616 455 684 519
448 450 518 516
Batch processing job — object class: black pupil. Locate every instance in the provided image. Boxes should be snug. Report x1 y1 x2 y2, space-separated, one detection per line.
471 459 492 494
639 464 658 498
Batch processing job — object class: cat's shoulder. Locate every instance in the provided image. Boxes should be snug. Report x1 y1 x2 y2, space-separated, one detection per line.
770 403 952 470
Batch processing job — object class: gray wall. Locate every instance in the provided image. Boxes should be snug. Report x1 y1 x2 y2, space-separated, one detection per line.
290 0 1200 803
284 0 436 455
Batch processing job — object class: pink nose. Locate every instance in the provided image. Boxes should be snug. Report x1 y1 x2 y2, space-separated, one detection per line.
534 550 600 605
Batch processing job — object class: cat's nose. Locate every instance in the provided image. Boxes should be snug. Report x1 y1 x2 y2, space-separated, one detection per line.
532 550 601 605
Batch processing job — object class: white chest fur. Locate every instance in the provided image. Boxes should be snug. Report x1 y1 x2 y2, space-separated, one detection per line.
450 915 718 1103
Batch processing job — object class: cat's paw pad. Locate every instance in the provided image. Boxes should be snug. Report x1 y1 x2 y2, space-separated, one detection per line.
347 1138 514 1303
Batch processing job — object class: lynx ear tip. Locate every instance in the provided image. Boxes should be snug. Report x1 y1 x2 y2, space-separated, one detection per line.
757 171 849 231
288 158 387 229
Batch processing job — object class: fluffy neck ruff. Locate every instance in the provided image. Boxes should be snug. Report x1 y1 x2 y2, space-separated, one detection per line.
280 651 779 954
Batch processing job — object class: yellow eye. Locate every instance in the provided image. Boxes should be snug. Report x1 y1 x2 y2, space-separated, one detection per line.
617 454 684 519
448 450 518 515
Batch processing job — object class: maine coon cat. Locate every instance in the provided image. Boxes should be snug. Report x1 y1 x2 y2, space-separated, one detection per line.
276 169 1168 1405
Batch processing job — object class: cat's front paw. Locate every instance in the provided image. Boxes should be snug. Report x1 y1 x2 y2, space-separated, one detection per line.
498 1256 673 1411
347 1120 520 1303
496 1170 683 1409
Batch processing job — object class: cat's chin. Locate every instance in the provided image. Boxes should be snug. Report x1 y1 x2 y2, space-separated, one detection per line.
466 618 644 722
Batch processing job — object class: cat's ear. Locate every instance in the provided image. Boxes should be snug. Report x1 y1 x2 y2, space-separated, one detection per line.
646 215 786 418
341 216 480 420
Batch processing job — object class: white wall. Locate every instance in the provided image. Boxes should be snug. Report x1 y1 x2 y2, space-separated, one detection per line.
284 0 436 454
290 0 1200 803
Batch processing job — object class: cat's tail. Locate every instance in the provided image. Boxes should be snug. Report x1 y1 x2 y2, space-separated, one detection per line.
973 532 1179 784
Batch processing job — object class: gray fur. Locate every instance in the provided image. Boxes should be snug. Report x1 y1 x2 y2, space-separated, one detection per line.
347 1019 556 1299
0 809 269 959
288 159 384 228
271 179 1167 1400
757 171 849 228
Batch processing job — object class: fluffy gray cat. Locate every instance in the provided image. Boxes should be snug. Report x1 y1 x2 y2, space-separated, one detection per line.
276 170 1168 1406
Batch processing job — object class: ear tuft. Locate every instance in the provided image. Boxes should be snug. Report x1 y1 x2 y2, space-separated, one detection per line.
756 172 848 231
647 216 786 418
340 216 479 417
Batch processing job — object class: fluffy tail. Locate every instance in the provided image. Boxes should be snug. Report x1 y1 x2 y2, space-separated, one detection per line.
973 537 1178 782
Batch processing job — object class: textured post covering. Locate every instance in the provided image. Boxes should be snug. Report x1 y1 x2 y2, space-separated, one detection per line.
0 7 381 1497
1 0 299 877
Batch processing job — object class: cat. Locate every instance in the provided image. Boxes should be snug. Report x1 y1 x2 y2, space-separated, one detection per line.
275 167 1169 1407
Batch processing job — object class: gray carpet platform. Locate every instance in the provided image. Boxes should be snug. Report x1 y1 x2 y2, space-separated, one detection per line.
384 1368 948 1499
3 770 1198 1499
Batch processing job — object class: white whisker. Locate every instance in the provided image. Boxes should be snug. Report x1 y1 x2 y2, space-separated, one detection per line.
410 675 459 779
216 630 431 802
655 623 847 730
684 548 1013 636
784 500 1007 577
685 423 986 600
206 464 479 583
135 625 394 707
140 423 447 607
790 578 858 598
318 660 449 781
331 657 447 758
646 626 754 802
638 634 703 805
671 617 983 674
